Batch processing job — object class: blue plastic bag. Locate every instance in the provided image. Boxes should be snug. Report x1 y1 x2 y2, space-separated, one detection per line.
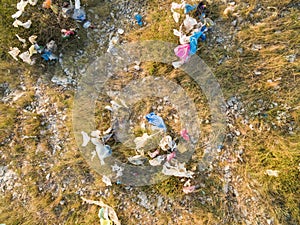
135 14 143 26
145 112 167 131
189 28 207 55
41 51 58 61
184 4 197 14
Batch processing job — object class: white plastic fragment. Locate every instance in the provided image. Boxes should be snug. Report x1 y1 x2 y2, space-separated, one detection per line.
111 163 124 178
28 35 37 44
81 131 90 147
159 135 172 151
12 11 23 19
91 138 111 165
173 12 180 23
162 159 194 178
8 47 20 61
15 34 26 43
265 169 279 177
128 155 147 165
149 155 166 166
28 0 38 6
91 130 101 138
28 45 37 56
117 28 124 34
13 19 32 28
81 197 121 225
17 0 28 11
19 51 34 65
75 0 81 9
183 15 197 33
102 175 112 186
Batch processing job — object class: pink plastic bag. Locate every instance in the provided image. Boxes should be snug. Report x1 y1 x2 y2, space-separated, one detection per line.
174 44 190 61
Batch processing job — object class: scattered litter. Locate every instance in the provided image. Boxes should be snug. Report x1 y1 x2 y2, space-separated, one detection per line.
81 197 121 225
180 129 190 141
265 169 279 177
183 185 196 194
128 155 147 165
148 149 160 158
117 28 124 35
28 35 37 44
134 14 143 26
111 163 124 178
149 155 166 166
174 44 190 62
42 0 51 9
13 19 32 29
8 47 20 61
19 51 35 65
159 135 172 151
162 159 194 178
61 29 75 39
81 131 90 147
102 176 112 186
145 112 167 131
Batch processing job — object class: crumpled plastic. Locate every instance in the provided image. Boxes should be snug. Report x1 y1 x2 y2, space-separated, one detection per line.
162 159 194 178
149 155 166 166
189 28 206 55
81 131 91 147
128 155 147 165
148 149 159 158
43 0 51 9
8 47 20 61
174 43 190 61
166 151 176 161
28 45 37 56
28 35 37 44
19 51 35 65
171 2 185 23
41 51 58 61
265 169 279 177
180 129 190 141
183 185 196 194
15 34 26 43
72 0 86 22
17 0 28 11
172 12 180 23
159 135 172 151
61 29 75 39
102 175 112 186
183 15 197 33
90 138 112 165
145 112 167 131
28 0 38 6
135 14 143 26
184 4 197 14
81 197 121 225
13 19 32 28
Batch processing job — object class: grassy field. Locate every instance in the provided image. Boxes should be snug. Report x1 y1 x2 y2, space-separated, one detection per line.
0 0 299 224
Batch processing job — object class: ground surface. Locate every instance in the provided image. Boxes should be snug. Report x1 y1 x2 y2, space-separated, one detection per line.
0 0 299 224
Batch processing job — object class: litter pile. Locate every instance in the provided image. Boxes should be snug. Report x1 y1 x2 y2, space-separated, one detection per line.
171 1 214 68
8 0 91 65
81 100 198 193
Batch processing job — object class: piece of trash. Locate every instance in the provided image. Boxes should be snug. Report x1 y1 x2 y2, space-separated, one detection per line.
102 175 112 186
134 14 143 26
91 130 101 138
111 163 124 178
134 133 151 150
172 61 184 69
8 47 20 61
159 135 172 151
128 155 147 166
41 51 58 61
184 4 197 14
81 131 90 147
265 169 279 177
17 0 28 11
42 0 51 9
173 12 180 23
180 129 190 141
183 185 196 194
28 45 37 56
91 138 112 165
145 112 167 131
46 40 57 52
148 149 160 158
174 44 190 61
166 151 176 161
286 54 296 63
19 51 34 65
72 0 86 21
13 19 32 29
99 208 113 225
61 29 75 39
162 159 194 178
189 29 206 55
28 35 37 44
183 15 197 33
28 0 38 6
62 1 73 18
117 28 124 35
15 34 26 43
12 11 23 19
81 197 121 225
149 155 166 166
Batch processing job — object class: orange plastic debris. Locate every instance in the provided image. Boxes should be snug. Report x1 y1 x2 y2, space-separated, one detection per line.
42 0 51 9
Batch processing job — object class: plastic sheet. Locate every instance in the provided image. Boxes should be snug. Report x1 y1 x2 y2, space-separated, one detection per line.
145 112 167 131
174 44 190 61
